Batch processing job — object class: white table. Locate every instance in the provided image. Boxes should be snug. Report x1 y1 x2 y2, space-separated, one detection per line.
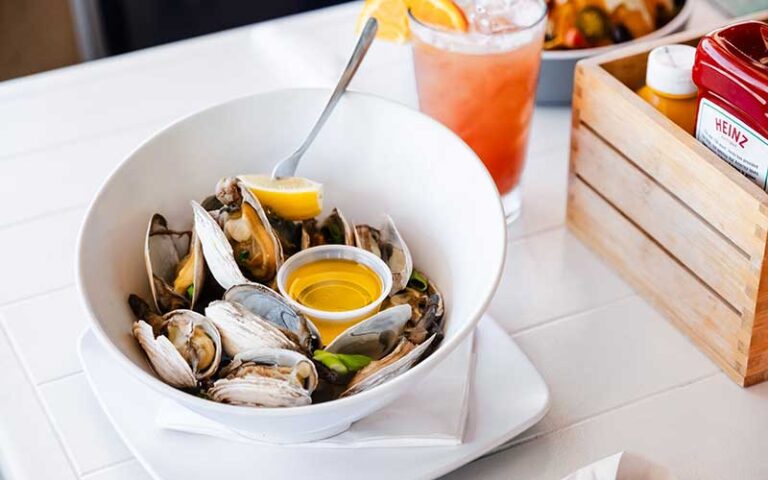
1 2 765 479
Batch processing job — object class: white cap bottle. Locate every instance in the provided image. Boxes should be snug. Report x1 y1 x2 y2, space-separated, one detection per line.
646 44 698 98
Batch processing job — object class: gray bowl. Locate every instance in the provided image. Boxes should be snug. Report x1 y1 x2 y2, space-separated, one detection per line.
536 0 696 105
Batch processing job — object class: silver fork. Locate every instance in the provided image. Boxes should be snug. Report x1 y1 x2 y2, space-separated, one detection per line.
270 17 379 179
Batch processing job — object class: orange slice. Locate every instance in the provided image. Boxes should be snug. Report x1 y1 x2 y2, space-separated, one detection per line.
357 0 411 43
357 0 468 43
409 0 469 32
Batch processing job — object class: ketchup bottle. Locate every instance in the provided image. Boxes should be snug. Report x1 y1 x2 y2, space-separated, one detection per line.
692 21 768 191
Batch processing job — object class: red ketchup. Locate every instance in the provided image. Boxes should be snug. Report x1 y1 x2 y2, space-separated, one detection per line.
692 21 768 191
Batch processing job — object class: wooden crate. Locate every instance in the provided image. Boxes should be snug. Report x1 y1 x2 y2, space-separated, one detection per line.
567 11 768 386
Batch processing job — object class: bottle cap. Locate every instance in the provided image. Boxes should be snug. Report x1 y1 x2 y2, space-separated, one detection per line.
646 44 698 97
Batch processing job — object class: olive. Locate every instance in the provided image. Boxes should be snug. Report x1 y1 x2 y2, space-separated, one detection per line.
655 4 676 28
575 6 610 42
610 23 633 44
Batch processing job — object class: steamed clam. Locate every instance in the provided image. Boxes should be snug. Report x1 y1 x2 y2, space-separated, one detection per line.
144 214 205 313
128 295 222 389
209 348 317 407
301 208 355 249
204 300 300 357
385 282 445 345
192 201 248 289
266 210 303 257
127 173 447 409
354 215 413 293
221 188 283 282
195 178 284 287
314 303 433 397
224 283 317 353
354 224 381 258
342 335 435 397
325 304 412 359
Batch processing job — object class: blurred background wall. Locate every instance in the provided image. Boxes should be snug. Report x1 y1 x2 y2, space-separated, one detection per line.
97 0 353 54
0 0 354 82
0 0 81 81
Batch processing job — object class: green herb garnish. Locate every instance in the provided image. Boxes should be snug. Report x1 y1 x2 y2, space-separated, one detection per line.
238 250 250 262
186 285 195 299
313 350 372 375
407 270 428 292
323 223 344 244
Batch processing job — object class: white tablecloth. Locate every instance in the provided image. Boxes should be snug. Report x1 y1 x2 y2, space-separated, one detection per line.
3 2 768 479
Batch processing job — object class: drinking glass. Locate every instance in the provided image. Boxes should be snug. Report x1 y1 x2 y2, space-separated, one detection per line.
410 0 547 224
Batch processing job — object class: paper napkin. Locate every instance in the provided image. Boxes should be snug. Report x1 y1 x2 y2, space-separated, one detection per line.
562 452 678 480
156 329 476 448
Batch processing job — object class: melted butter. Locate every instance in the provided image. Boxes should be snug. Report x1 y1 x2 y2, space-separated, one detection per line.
286 259 382 312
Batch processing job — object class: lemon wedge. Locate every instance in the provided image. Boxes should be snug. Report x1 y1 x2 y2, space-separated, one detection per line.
238 175 323 221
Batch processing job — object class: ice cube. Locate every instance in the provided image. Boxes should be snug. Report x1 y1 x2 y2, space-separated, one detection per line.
461 0 545 34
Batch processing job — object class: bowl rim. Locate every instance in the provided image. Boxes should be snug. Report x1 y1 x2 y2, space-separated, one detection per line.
542 0 696 61
75 87 508 417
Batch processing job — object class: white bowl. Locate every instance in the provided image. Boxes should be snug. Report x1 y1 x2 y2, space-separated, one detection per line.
76 89 507 443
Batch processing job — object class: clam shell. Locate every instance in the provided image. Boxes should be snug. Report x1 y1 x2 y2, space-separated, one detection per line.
192 180 285 289
354 215 413 294
204 300 299 357
224 283 317 353
353 225 381 258
341 334 435 397
301 208 355 248
132 320 197 389
325 304 412 359
327 208 355 246
163 309 222 380
225 347 318 394
144 214 205 313
192 201 249 290
208 376 311 408
131 304 223 387
238 184 285 280
380 215 413 294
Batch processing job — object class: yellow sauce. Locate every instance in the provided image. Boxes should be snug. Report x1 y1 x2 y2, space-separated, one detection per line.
637 85 697 135
286 259 382 343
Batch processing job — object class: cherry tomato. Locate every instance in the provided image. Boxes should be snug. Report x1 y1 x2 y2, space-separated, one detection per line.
564 27 589 49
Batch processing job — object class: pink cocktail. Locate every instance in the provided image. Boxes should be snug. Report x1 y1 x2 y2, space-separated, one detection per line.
410 0 546 222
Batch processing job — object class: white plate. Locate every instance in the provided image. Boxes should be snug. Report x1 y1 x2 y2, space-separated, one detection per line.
79 316 550 479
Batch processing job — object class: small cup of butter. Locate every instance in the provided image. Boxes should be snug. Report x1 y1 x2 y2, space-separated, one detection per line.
276 245 393 344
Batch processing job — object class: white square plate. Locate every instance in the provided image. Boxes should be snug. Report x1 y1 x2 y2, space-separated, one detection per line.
79 316 549 479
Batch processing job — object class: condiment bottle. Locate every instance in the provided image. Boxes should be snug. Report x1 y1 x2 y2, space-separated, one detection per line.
637 44 698 134
692 21 768 191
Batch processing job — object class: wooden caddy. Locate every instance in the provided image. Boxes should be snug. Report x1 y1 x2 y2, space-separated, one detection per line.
567 12 768 386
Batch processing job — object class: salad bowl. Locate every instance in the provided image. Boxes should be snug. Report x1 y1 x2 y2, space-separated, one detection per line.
538 0 696 104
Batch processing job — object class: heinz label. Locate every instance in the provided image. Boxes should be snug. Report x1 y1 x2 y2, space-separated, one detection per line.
696 98 768 191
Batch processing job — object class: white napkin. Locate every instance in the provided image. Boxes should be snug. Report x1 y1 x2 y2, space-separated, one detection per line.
562 452 678 480
156 329 475 448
